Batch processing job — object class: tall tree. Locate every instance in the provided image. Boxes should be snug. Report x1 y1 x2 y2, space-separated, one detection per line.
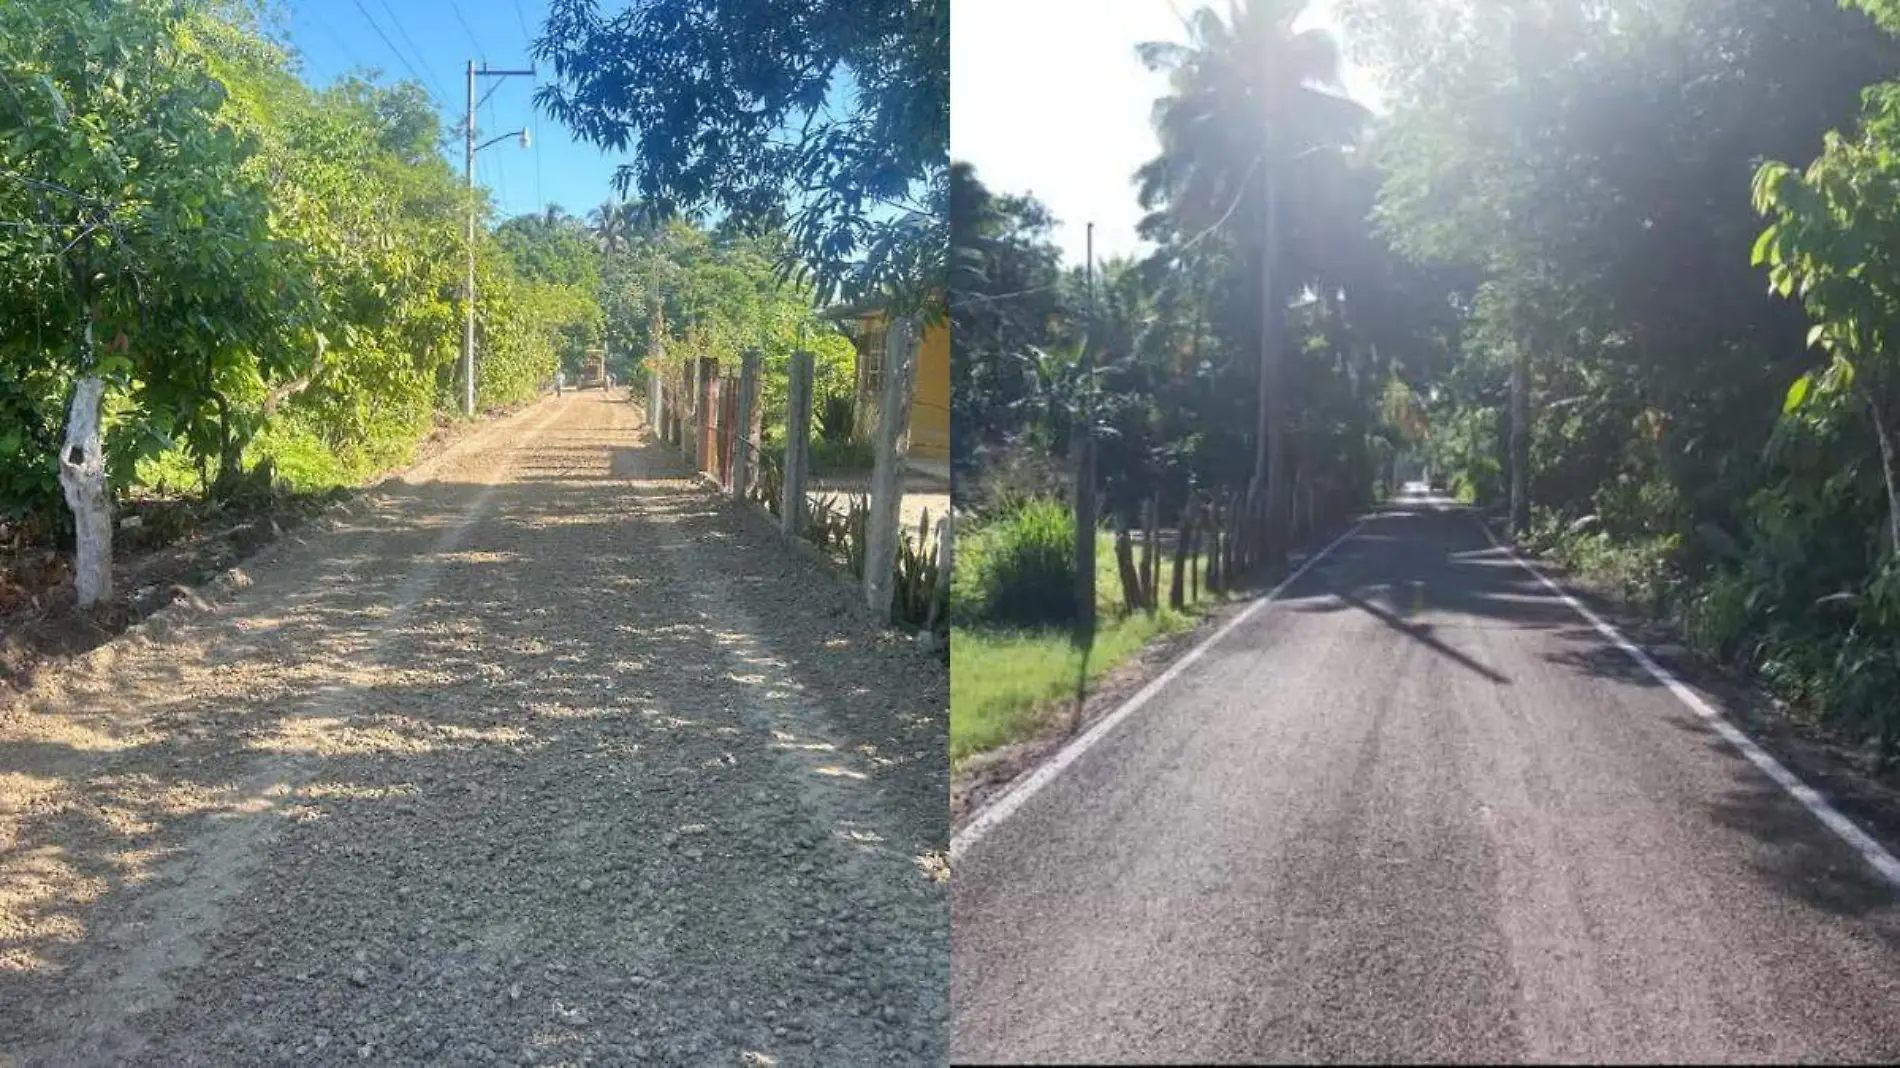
1137 0 1369 564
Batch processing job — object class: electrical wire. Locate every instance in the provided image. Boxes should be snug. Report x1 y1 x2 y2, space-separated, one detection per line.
447 0 486 60
486 87 510 215
348 0 448 112
372 0 450 104
305 6 369 75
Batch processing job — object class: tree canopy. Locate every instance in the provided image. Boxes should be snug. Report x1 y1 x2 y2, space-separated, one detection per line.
534 0 949 310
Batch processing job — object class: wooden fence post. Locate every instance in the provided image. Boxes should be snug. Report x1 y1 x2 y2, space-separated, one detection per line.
647 366 663 436
684 358 701 460
864 316 919 620
928 511 954 630
1205 498 1221 595
1232 491 1246 577
1190 498 1203 603
1113 511 1141 614
781 350 814 537
733 350 760 503
1170 493 1191 611
1142 494 1159 613
696 357 719 474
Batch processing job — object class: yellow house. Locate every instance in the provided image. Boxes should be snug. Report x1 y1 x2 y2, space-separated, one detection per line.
831 303 950 463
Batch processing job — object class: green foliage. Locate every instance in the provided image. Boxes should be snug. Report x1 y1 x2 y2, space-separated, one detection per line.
0 0 289 520
536 0 947 308
952 498 1078 628
818 394 856 444
0 0 615 542
809 438 874 475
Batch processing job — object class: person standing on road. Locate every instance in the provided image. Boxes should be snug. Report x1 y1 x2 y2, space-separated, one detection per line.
555 369 565 396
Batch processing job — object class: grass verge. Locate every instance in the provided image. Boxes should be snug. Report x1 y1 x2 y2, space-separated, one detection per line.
950 531 1229 765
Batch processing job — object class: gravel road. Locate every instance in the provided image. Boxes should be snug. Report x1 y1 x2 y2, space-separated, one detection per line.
0 391 947 1066
952 490 1900 1064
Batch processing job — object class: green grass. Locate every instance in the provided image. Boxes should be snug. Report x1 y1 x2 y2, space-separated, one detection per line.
950 531 1229 765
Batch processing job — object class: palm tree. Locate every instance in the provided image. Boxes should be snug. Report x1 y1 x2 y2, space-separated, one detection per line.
589 198 657 254
588 199 627 254
1136 0 1368 565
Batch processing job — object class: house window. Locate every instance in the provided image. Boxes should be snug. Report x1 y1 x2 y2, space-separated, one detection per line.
859 318 887 396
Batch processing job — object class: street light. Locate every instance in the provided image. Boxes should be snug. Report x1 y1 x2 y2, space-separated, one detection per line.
477 129 530 153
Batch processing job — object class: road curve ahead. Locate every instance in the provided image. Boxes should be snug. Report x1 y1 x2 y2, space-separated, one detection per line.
951 492 1900 1064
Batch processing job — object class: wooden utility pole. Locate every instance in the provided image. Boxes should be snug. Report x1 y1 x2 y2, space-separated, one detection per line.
1074 223 1097 635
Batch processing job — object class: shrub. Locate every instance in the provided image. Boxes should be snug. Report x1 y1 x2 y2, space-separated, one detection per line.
1683 567 1756 667
965 440 1071 519
953 497 1076 627
818 394 855 444
809 437 875 474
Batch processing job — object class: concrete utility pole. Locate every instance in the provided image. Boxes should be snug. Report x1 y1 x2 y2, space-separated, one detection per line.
864 316 919 620
733 350 761 503
464 60 535 417
782 351 815 537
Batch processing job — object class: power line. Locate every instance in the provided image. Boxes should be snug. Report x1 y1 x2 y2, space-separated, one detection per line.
306 6 368 73
447 0 486 59
348 0 447 112
373 0 450 103
511 0 534 42
486 88 509 215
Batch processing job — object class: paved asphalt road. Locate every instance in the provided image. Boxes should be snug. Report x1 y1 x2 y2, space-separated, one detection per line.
951 490 1900 1064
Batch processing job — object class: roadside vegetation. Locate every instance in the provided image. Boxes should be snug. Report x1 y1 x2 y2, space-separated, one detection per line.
952 0 1900 774
0 0 905 653
951 528 1226 762
948 3 1443 763
1352 0 1900 768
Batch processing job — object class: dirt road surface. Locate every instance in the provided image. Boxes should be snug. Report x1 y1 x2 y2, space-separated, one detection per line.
0 392 947 1066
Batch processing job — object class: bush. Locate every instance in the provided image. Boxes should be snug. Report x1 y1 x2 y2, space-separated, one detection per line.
1683 567 1756 666
965 440 1071 519
952 497 1076 627
809 437 874 474
818 394 855 444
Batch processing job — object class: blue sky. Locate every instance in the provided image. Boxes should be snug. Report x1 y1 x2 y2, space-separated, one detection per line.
282 0 622 223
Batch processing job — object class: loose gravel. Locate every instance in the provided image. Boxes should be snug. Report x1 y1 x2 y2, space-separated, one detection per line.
0 392 947 1066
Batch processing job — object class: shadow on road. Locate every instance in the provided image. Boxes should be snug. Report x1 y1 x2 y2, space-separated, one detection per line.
0 411 947 1063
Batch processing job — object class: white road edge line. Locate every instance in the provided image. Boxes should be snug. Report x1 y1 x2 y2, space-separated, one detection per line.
949 517 1370 866
1474 512 1900 891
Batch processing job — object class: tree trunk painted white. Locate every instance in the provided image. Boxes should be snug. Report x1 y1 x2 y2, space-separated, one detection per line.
781 350 815 537
59 373 112 608
864 316 920 620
